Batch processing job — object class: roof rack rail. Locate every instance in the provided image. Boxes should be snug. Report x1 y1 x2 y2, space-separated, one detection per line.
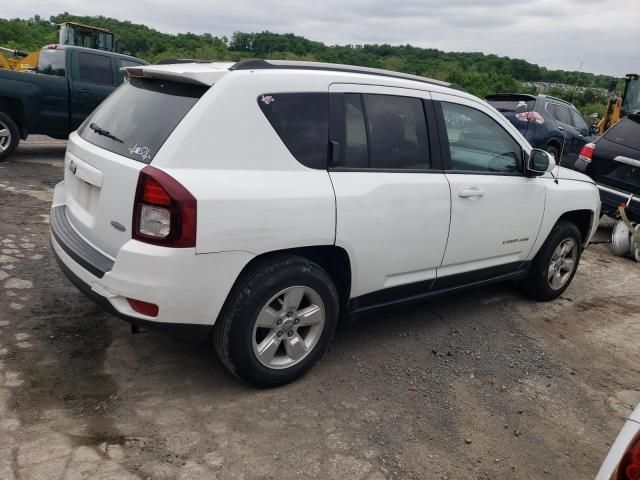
230 59 466 92
544 95 574 106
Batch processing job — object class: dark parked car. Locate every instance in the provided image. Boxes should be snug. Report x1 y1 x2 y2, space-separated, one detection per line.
486 93 595 168
0 44 147 161
576 113 640 222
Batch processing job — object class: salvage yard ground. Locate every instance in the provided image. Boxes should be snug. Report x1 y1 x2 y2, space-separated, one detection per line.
1 136 639 480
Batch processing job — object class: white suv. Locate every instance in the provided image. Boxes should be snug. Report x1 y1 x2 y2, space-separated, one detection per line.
51 60 600 387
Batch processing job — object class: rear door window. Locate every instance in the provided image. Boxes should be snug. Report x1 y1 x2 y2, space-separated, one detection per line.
78 52 114 85
551 104 572 125
78 77 207 163
258 92 329 169
363 94 430 170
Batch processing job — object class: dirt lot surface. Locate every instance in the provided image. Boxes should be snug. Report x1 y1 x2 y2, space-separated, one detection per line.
1 136 639 480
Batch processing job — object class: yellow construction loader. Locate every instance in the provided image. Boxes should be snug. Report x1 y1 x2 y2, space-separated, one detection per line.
0 22 119 73
0 47 39 72
597 73 640 134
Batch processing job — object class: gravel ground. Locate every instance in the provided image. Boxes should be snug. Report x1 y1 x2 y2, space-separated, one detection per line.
1 136 639 480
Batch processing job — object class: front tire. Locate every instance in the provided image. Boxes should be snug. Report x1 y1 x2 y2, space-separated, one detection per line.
213 255 339 387
0 112 20 161
545 144 560 165
522 220 582 301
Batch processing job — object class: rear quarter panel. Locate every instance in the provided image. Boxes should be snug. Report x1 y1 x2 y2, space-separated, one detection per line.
151 71 337 255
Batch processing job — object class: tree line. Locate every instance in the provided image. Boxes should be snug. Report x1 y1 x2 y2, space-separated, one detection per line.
0 13 617 115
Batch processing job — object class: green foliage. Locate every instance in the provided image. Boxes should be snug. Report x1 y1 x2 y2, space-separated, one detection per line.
2 13 616 115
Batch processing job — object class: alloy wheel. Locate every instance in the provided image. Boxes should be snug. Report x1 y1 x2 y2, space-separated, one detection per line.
252 286 325 369
548 238 577 290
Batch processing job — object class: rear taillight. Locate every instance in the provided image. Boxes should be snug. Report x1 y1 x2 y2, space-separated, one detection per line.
133 166 196 247
515 111 544 124
617 436 640 480
578 143 596 164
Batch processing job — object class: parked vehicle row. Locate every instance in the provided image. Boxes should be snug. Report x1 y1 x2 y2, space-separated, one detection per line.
576 113 640 223
0 44 146 161
50 60 600 386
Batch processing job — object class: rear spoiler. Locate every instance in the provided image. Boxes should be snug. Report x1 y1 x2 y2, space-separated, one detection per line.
485 93 536 101
121 62 233 86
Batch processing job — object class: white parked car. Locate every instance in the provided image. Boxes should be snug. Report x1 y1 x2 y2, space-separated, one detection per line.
597 403 640 480
50 60 600 386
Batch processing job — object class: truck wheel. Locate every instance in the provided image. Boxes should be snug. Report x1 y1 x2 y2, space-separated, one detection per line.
213 255 339 388
0 112 19 161
521 220 582 301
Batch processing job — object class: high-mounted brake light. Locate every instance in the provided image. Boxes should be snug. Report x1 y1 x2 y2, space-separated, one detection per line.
515 111 545 124
133 166 197 247
617 436 640 480
578 143 596 164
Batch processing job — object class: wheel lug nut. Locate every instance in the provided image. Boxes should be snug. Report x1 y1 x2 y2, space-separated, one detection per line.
276 319 282 325
287 331 293 337
277 331 283 337
287 312 292 317
293 318 299 325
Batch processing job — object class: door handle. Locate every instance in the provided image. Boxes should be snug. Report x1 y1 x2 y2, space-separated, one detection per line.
78 88 93 95
458 187 485 198
558 126 564 131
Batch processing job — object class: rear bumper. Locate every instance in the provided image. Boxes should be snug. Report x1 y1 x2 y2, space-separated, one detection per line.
50 182 255 338
597 183 640 222
51 239 211 340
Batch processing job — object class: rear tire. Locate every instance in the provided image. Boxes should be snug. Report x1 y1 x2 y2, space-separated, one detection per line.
521 220 582 301
0 112 19 161
545 144 560 165
213 255 339 388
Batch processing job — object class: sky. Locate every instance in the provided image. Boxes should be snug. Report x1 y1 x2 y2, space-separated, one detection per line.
3 0 639 76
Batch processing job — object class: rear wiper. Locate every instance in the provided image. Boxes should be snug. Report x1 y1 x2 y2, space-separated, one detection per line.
89 123 124 144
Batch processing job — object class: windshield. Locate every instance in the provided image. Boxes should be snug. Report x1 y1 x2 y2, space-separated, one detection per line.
623 78 640 114
36 49 66 77
78 77 208 163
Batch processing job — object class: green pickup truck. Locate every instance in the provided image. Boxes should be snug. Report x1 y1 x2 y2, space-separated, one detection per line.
0 44 147 161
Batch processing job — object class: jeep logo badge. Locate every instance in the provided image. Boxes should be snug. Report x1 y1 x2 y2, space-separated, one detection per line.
68 160 77 174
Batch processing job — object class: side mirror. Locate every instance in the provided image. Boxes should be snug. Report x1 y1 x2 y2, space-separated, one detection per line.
527 149 556 176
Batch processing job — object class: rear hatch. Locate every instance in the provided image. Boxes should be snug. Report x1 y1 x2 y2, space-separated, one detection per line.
64 76 208 258
485 94 537 137
590 114 640 195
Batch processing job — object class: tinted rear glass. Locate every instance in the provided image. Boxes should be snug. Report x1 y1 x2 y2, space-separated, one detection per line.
486 98 535 113
604 115 640 151
36 49 65 77
258 92 329 169
78 78 207 163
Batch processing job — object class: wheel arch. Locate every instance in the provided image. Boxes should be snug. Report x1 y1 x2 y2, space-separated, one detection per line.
545 138 562 153
556 209 594 246
0 96 26 138
226 245 352 313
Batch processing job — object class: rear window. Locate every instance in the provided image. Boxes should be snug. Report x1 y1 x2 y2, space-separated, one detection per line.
36 49 66 77
604 115 640 151
78 77 207 163
258 92 328 169
486 97 535 113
